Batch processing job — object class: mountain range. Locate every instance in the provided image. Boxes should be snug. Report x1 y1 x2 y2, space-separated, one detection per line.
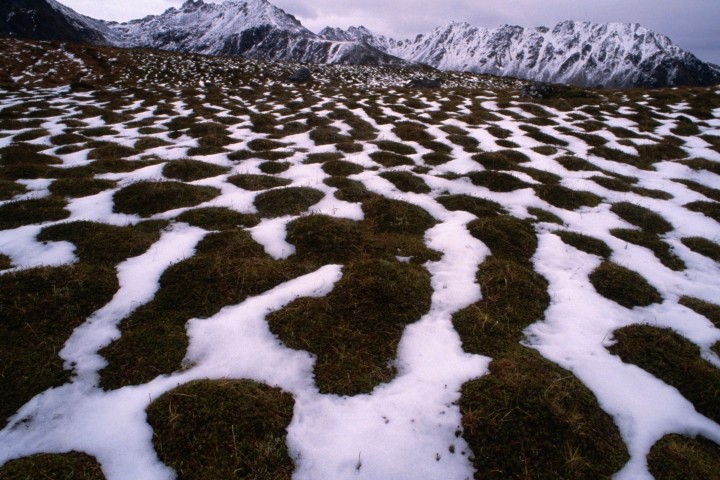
2 0 719 88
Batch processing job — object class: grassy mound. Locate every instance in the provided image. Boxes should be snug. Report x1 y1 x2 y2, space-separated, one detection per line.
0 265 118 428
555 231 612 259
468 171 530 192
176 207 260 230
254 187 325 218
648 435 720 480
227 174 291 191
610 202 673 234
0 197 69 229
38 221 166 265
267 258 432 395
611 229 685 271
113 181 220 217
362 196 436 235
147 380 295 480
379 171 431 193
459 347 629 479
324 177 373 203
49 178 116 198
685 201 720 223
99 231 312 389
0 452 105 479
162 159 229 181
437 194 505 218
679 296 720 327
609 325 720 423
535 185 603 210
589 261 662 308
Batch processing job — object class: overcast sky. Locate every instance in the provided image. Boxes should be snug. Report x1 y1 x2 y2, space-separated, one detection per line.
61 0 720 64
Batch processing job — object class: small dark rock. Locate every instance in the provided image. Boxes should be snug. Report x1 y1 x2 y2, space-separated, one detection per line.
519 82 557 99
287 67 312 83
407 77 442 89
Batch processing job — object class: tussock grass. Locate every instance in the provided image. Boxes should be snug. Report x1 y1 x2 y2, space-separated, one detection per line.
373 140 416 155
100 230 313 388
304 152 343 164
247 138 287 151
0 179 26 200
362 196 436 235
0 452 104 479
39 221 166 265
648 434 720 480
254 187 324 218
610 202 673 234
681 237 720 263
437 194 505 218
134 136 170 151
609 325 720 423
459 347 629 480
589 261 661 308
1 143 61 166
555 231 612 258
176 207 259 230
50 178 116 198
679 297 720 328
324 177 373 203
392 121 434 143
535 184 603 210
528 207 564 225
146 380 295 480
258 161 291 174
0 264 118 428
163 159 229 181
321 160 364 176
369 150 414 167
468 171 530 192
113 181 220 217
0 197 69 230
674 179 720 202
684 201 720 222
0 254 11 270
422 152 453 165
268 258 432 395
87 143 139 161
679 158 720 176
611 229 685 270
379 171 431 193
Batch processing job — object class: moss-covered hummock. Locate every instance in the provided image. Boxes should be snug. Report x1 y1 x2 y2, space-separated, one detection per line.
589 261 662 308
113 181 220 217
459 347 629 480
0 452 105 480
254 187 325 218
609 325 720 423
147 380 295 480
268 258 432 395
648 434 720 480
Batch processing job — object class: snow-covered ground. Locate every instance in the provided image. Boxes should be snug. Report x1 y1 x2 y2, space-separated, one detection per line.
0 40 719 479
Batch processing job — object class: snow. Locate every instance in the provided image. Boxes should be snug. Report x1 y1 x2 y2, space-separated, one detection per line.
0 45 719 480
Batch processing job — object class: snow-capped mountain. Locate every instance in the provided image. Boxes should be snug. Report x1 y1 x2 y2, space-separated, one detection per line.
0 0 116 44
322 21 720 88
108 0 406 65
2 0 718 88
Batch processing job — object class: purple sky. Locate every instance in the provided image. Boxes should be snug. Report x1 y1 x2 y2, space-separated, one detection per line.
60 0 720 63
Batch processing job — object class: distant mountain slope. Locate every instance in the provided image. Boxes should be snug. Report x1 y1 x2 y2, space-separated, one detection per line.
322 21 720 88
108 0 407 66
0 0 114 44
2 0 718 88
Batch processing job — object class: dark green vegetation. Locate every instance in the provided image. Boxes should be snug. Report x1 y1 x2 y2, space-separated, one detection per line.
589 261 662 308
680 296 720 328
0 452 105 479
99 230 314 389
609 325 720 423
268 258 432 395
2 36 720 478
0 265 118 428
162 159 229 181
459 347 629 479
0 196 69 229
113 181 220 216
147 380 295 480
254 187 325 218
610 202 673 234
648 435 720 480
555 231 612 258
611 229 685 271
